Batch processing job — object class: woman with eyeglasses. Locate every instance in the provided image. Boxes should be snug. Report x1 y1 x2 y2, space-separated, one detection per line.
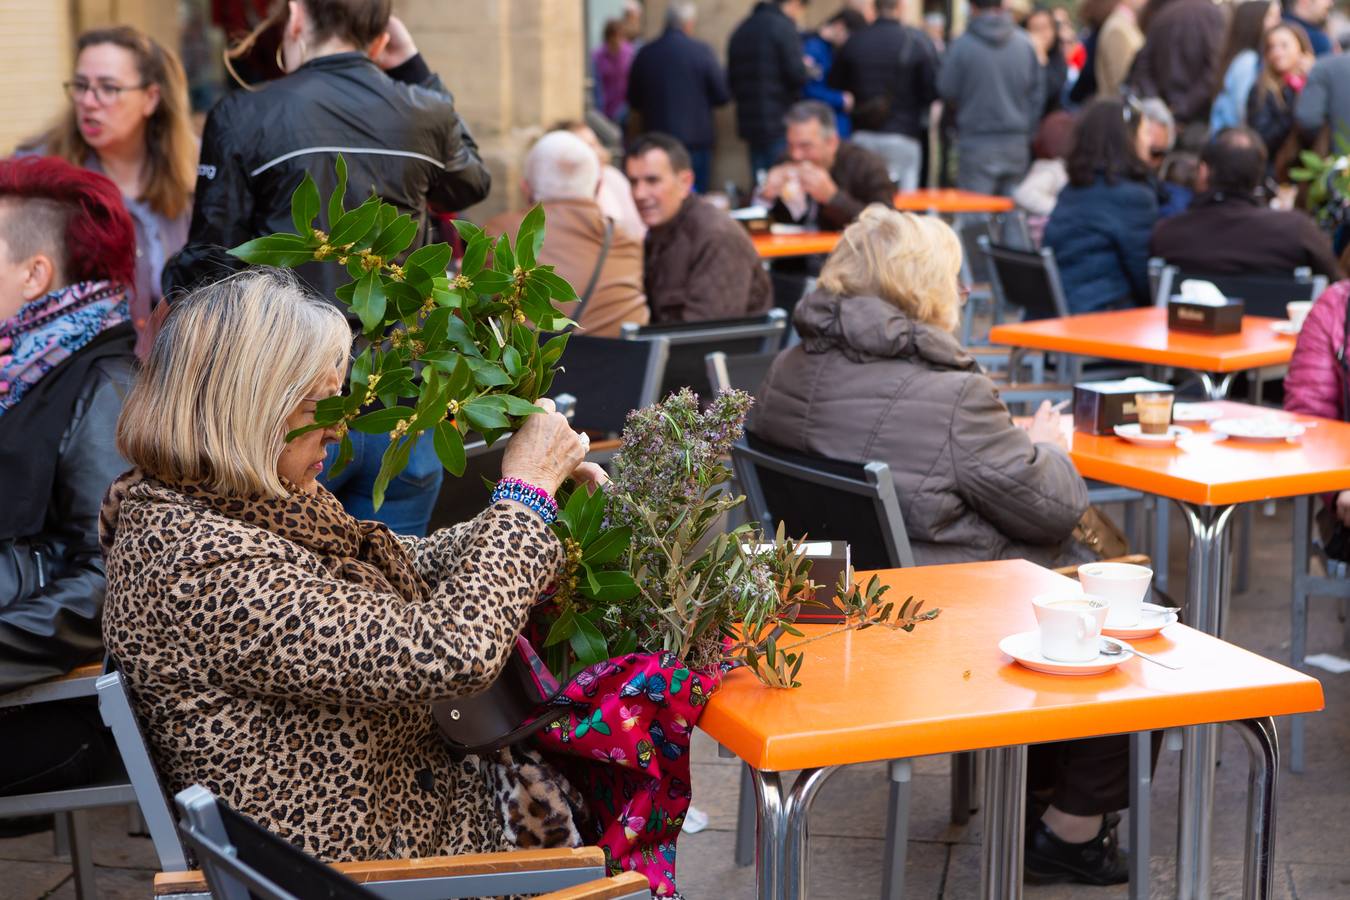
19 26 196 359
1043 99 1159 314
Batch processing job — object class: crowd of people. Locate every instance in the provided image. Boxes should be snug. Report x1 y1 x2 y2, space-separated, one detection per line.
4 0 1350 894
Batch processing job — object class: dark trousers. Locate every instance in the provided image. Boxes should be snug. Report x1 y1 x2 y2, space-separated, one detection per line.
689 147 712 194
1027 732 1163 817
0 699 116 797
748 138 787 182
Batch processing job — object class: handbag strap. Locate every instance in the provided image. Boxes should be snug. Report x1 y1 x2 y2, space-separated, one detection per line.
572 216 614 324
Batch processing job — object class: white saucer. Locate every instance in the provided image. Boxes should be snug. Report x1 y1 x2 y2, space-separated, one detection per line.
1102 603 1179 639
1172 402 1223 423
999 630 1126 676
1113 423 1192 446
1271 321 1301 336
1211 417 1305 443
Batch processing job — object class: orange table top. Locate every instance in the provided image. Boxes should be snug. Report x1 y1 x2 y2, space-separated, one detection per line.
893 188 1015 214
699 559 1323 773
751 230 842 258
988 307 1294 373
1063 401 1350 506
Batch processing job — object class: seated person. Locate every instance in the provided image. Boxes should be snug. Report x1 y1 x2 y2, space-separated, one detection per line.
1012 110 1075 243
486 131 648 337
1138 98 1193 217
0 157 137 797
1044 99 1158 314
1150 127 1342 279
551 119 646 242
752 206 1130 886
759 100 895 231
625 132 772 323
102 269 602 860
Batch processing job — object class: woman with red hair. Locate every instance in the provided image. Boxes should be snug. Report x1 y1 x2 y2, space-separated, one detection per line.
0 155 137 810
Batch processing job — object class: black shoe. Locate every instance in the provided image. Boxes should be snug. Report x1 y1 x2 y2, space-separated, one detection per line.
0 814 53 839
1025 816 1129 886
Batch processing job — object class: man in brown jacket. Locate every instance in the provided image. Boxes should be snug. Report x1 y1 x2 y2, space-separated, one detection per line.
485 131 648 337
626 132 773 323
760 100 895 231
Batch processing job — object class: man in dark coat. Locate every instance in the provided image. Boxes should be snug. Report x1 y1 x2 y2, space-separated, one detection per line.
827 0 939 190
761 100 895 231
727 0 811 179
624 133 772 323
1126 0 1226 149
1150 128 1342 279
626 3 730 193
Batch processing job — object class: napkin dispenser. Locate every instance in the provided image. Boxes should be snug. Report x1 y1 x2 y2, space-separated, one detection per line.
730 205 772 235
1167 278 1243 335
1073 377 1174 435
746 540 852 623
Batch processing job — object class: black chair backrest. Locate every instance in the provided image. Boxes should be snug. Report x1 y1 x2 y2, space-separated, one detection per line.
978 236 1069 321
1158 266 1325 318
622 310 787 403
547 333 668 434
734 433 915 570
175 785 375 900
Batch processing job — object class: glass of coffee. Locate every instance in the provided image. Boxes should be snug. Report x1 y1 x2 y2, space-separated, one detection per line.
1135 392 1174 435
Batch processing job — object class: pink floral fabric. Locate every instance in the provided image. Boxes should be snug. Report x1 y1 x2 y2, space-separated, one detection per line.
531 652 721 898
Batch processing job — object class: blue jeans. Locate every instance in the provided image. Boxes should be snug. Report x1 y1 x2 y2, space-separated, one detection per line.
689 147 712 194
320 429 444 536
748 138 787 182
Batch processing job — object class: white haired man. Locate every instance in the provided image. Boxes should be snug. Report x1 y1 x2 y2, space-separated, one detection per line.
485 131 648 337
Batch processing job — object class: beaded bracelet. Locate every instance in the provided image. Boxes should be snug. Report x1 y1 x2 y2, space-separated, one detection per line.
492 477 559 525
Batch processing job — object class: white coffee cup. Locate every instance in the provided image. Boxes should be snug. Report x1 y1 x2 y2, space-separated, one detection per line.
1078 562 1153 628
1287 301 1313 332
1032 594 1109 662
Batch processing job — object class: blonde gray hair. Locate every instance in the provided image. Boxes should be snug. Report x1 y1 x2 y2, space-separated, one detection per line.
818 206 963 332
117 269 351 498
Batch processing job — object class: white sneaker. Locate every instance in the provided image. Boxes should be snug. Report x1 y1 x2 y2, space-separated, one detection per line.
681 804 709 834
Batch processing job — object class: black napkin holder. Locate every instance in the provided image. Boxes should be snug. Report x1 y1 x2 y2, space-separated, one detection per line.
1167 296 1243 335
1073 378 1174 435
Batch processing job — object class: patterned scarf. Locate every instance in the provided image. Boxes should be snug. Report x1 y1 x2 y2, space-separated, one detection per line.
0 280 129 417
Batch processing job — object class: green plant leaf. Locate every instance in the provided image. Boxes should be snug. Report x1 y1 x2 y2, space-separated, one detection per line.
501 345 524 377
383 280 425 320
327 154 349 225
544 609 578 647
515 204 547 268
540 332 569 366
494 233 516 273
580 569 639 603
369 214 419 259
432 419 466 476
557 485 588 535
466 358 511 388
229 233 315 267
351 271 387 333
291 172 320 236
577 484 607 544
406 243 452 278
371 434 414 511
582 525 631 567
450 218 483 243
530 267 578 302
610 630 638 657
462 399 511 431
498 395 544 417
470 270 513 295
329 196 382 248
460 233 491 278
568 614 608 666
327 431 354 479
350 406 412 434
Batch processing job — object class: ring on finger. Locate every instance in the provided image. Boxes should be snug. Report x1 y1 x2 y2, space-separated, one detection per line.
577 432 591 453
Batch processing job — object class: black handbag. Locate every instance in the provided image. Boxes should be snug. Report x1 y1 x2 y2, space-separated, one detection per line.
431 636 562 757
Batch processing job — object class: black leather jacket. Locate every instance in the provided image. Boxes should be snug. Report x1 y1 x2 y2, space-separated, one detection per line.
163 52 490 310
0 357 133 692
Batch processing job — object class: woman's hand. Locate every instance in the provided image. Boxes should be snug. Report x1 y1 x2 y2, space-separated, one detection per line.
1024 399 1068 449
372 16 419 70
500 398 585 497
1336 490 1350 528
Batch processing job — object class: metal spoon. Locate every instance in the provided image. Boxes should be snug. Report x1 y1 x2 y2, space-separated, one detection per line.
1100 637 1182 670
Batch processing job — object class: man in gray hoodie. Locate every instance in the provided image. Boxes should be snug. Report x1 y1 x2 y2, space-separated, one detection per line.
937 0 1044 196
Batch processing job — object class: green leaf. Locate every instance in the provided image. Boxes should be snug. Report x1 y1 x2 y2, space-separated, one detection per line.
329 196 382 248
498 395 544 417
543 609 578 647
369 213 418 259
432 420 466 476
581 569 640 603
351 271 387 333
494 233 516 273
462 399 512 431
420 306 450 349
291 172 320 236
515 204 547 267
502 346 523 377
460 233 491 278
577 484 607 544
610 631 638 657
540 332 569 366
466 358 511 388
327 432 354 479
350 406 412 434
371 434 414 511
444 353 472 396
383 280 425 320
228 233 315 267
530 267 578 302
568 614 608 666
450 218 483 243
406 243 452 279
582 525 631 567
557 485 589 536
470 270 513 295
327 154 349 225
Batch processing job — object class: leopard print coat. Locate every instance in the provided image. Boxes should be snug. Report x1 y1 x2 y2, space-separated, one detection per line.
99 471 563 862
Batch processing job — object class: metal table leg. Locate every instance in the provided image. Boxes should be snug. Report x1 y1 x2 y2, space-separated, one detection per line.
881 759 914 900
1227 718 1279 900
1198 372 1236 401
736 762 756 867
1290 495 1311 774
980 744 1027 900
750 765 839 900
1175 502 1238 900
1128 731 1152 900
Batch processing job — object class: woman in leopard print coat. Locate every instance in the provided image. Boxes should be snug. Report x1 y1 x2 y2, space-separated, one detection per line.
100 270 600 862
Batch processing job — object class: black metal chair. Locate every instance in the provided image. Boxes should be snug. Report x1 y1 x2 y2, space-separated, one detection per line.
1152 262 1328 318
548 333 669 435
979 235 1070 323
620 309 787 402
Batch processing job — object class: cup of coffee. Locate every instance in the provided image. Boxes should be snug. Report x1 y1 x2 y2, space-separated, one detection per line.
1078 561 1153 628
1032 594 1109 661
1135 392 1174 435
1286 301 1313 332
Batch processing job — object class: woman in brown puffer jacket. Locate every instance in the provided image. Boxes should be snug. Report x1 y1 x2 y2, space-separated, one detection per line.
753 205 1089 568
752 206 1134 888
